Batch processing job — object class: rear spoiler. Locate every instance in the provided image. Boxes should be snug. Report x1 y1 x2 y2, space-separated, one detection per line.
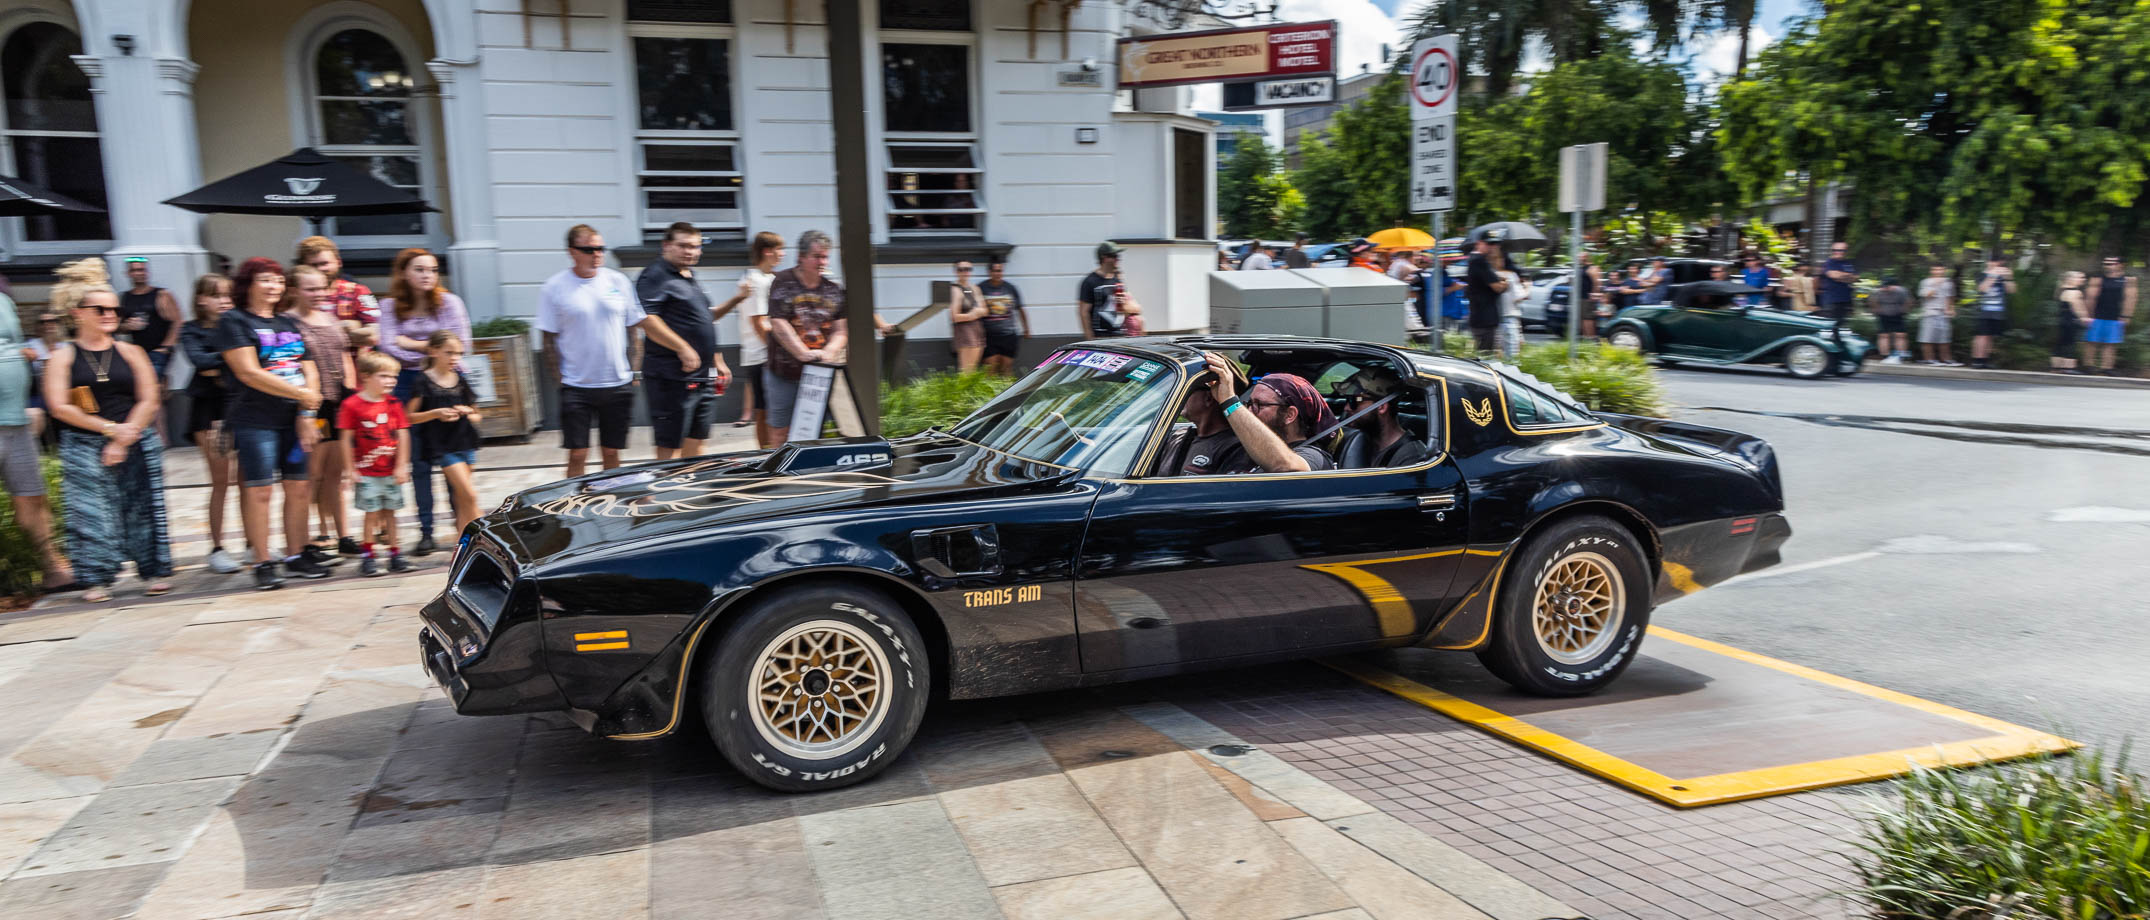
1596 413 1783 501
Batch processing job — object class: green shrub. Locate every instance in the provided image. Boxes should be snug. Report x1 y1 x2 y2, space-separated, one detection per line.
880 370 1013 438
1438 331 1478 356
469 316 532 338
1513 342 1667 416
1851 747 2150 920
0 454 65 597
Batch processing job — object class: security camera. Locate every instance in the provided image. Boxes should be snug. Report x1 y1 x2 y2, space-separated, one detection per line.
1079 57 1099 72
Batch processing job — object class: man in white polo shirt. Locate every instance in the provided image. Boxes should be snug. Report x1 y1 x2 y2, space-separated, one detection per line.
538 223 695 478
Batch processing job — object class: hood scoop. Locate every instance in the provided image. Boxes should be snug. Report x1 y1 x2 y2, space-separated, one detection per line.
767 437 896 474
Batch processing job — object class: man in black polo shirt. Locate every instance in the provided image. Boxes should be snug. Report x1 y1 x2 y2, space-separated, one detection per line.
635 222 734 460
1465 234 1508 353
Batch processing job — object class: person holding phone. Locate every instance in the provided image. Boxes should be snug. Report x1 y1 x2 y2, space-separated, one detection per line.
1078 243 1142 337
1970 257 2016 369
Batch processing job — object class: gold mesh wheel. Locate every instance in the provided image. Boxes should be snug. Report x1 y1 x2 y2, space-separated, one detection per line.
1531 551 1626 665
748 620 891 760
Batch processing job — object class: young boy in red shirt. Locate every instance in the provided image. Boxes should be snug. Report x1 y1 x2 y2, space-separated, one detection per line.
339 353 412 575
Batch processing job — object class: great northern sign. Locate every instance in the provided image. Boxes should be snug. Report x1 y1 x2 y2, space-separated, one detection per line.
1117 21 1337 90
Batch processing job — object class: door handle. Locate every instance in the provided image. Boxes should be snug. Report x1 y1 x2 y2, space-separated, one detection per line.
1418 492 1457 511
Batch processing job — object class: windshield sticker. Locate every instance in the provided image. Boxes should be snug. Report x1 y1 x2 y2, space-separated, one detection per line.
1057 350 1093 366
1040 350 1070 369
1125 360 1163 382
1079 352 1131 372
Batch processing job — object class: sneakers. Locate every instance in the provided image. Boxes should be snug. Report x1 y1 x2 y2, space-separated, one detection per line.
412 534 438 557
253 562 285 591
339 536 364 557
359 556 381 577
388 555 413 574
300 544 343 568
206 547 241 574
1943 360 1964 366
285 554 333 580
1880 354 1904 365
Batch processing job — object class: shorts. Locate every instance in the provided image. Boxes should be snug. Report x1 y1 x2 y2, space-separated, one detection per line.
1976 315 2008 338
647 376 718 449
984 329 1020 360
2087 318 2126 345
761 366 802 430
559 383 634 451
1876 314 1907 334
185 387 225 435
1 425 44 496
435 449 476 469
738 363 766 411
1917 314 1953 344
231 425 308 487
354 475 404 511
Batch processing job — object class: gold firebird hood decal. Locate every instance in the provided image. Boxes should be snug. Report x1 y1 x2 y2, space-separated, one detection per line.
1461 397 1495 427
532 460 903 519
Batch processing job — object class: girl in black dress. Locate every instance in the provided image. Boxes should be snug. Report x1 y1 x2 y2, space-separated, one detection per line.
407 330 483 537
178 274 242 574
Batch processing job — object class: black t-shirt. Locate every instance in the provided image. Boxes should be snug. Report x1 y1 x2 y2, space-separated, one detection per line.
1283 248 1312 269
1078 271 1123 337
977 279 1024 335
1465 254 1502 327
1373 436 1432 468
2094 275 2128 321
412 371 481 461
213 309 314 431
1176 429 1244 476
1224 440 1334 474
635 259 717 380
120 288 174 352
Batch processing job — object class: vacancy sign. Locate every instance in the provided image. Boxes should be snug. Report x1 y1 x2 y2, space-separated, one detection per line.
1409 33 1459 122
1221 75 1337 111
1118 21 1337 90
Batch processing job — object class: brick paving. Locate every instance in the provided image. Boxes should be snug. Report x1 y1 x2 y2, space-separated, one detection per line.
1130 662 1873 920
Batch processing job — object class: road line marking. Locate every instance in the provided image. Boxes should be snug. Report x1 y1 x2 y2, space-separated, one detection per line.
1719 550 1879 586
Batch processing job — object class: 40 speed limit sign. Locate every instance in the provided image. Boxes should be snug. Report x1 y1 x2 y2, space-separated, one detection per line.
1409 34 1458 122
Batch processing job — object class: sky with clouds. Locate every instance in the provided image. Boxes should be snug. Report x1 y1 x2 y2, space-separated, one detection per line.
1202 0 1817 141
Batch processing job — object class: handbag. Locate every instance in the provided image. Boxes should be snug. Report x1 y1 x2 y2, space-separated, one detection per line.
69 386 98 416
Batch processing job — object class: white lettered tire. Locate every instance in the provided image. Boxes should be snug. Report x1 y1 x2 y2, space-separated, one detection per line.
1477 515 1652 696
700 584 929 792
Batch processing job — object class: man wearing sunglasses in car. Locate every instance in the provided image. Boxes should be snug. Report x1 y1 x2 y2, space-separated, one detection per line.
1335 367 1429 468
1199 352 1335 474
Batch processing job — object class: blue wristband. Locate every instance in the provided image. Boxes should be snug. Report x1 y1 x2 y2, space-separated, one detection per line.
1221 397 1243 417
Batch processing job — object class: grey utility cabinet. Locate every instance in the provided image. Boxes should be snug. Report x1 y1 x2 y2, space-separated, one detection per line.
1291 267 1406 343
1207 268 1407 342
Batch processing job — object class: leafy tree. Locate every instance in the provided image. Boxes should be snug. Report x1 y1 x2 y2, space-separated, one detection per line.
1217 135 1281 238
1249 174 1308 240
1719 0 2150 252
1329 75 1415 233
1400 0 1620 96
1291 134 1354 241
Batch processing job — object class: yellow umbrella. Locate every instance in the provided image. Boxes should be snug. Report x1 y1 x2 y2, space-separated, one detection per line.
1366 227 1436 251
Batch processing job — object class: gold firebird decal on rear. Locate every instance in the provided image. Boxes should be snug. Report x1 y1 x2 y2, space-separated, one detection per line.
1461 397 1495 427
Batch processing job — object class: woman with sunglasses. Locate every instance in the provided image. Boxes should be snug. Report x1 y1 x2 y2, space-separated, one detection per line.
39 258 174 602
947 260 988 372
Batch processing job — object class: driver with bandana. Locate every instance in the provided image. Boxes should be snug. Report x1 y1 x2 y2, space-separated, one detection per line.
1200 352 1336 473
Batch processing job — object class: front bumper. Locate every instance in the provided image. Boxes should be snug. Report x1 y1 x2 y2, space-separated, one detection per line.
416 533 568 717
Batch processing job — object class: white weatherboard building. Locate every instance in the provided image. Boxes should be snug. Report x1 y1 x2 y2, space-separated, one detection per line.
1 0 1222 373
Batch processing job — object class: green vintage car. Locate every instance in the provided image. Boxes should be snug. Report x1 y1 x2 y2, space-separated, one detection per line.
1603 281 1873 379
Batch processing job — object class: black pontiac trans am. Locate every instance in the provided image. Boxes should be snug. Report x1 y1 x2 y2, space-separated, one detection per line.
420 336 1790 791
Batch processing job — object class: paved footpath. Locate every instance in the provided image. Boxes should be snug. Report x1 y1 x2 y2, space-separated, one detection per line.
8 426 1876 919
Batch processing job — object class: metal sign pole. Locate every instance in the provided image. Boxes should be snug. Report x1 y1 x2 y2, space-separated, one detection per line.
1568 209 1582 361
1431 210 1445 352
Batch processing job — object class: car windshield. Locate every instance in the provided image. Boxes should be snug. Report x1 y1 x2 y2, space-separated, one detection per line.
949 349 1180 476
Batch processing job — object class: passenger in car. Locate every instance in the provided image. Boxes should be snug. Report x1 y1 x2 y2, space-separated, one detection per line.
1337 368 1431 468
1173 359 1248 475
1200 352 1335 474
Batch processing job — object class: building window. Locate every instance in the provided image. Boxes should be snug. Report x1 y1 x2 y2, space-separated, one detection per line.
0 22 110 244
630 35 742 239
311 28 425 238
880 0 971 32
627 0 731 24
882 42 980 237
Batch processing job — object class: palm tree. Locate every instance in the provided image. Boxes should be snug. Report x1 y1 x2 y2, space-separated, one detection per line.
1698 0 1760 77
1400 0 1684 95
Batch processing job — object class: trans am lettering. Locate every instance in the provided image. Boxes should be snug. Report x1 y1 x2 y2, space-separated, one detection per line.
964 585 1043 608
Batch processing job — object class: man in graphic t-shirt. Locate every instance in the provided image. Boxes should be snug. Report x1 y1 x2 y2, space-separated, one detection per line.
1077 242 1143 338
976 260 1028 377
763 229 848 448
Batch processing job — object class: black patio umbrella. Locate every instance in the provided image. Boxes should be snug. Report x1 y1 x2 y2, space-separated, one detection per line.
0 174 103 217
1464 221 1549 252
162 147 436 229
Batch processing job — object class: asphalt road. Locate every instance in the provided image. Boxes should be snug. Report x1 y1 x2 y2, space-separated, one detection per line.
1646 364 2150 745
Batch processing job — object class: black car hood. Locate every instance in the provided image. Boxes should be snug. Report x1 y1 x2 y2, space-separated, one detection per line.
491 433 1074 567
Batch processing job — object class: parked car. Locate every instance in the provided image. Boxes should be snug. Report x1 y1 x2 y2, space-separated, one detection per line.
1547 259 1732 332
420 335 1790 791
1518 268 1568 330
1603 281 1873 378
